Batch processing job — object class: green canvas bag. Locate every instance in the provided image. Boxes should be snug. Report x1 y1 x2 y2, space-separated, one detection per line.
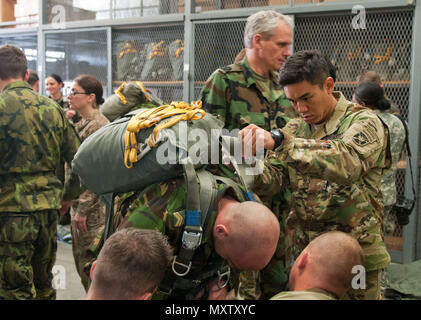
72 106 224 195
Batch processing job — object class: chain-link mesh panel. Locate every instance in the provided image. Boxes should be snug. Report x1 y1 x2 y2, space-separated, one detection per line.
46 1 183 23
0 35 38 71
113 24 184 104
193 0 288 13
193 19 246 98
45 30 108 97
295 9 414 252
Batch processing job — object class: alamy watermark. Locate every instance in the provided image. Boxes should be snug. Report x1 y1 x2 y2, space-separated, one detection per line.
51 5 66 29
150 124 266 176
351 265 366 290
52 265 66 290
352 5 366 30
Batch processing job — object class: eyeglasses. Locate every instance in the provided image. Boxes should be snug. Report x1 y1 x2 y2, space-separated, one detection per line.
69 90 89 97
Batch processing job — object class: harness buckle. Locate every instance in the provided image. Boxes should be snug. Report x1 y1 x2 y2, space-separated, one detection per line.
182 229 202 250
172 256 192 277
217 265 231 289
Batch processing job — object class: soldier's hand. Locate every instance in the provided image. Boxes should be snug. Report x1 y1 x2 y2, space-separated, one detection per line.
60 201 72 216
74 212 88 233
206 277 236 300
66 109 76 119
238 124 274 157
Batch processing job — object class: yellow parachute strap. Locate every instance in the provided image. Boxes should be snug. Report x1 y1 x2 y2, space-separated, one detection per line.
123 101 204 168
374 47 393 65
347 46 362 60
148 41 166 60
175 40 184 58
114 81 150 105
119 41 137 59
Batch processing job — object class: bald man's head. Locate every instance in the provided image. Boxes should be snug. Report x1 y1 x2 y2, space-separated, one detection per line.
289 231 364 298
213 199 280 271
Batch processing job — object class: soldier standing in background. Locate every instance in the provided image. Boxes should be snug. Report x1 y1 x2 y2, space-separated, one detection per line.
0 44 82 300
353 81 406 238
66 74 109 291
27 69 39 92
240 50 392 299
358 70 400 116
199 9 297 300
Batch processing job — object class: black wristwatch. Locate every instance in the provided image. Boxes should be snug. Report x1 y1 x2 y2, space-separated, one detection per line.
270 129 284 150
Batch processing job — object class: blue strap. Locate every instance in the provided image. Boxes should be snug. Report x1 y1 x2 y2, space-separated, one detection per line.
185 210 201 227
246 192 256 202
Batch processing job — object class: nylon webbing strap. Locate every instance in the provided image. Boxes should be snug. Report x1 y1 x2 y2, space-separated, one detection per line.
197 170 218 223
215 176 249 203
396 115 417 201
220 135 256 201
102 193 115 242
171 158 202 277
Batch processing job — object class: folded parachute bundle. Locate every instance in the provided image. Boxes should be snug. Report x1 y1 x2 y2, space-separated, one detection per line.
72 101 224 195
141 41 172 80
100 81 164 122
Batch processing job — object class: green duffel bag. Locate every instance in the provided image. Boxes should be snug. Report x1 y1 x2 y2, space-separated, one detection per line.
72 103 224 195
100 81 162 122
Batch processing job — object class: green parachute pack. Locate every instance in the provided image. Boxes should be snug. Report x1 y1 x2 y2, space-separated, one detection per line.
100 81 163 122
72 101 224 195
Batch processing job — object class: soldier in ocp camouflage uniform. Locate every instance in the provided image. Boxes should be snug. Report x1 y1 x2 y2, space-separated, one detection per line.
67 74 110 291
353 81 406 238
241 50 392 300
354 81 406 235
0 45 83 300
87 169 280 300
199 10 297 299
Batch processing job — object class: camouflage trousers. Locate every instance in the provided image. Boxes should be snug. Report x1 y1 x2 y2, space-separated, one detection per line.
0 210 58 300
71 207 105 292
343 269 382 300
384 205 397 236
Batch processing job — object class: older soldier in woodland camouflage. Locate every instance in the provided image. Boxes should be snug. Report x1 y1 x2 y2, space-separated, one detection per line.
0 45 82 299
199 9 297 299
199 10 297 130
240 50 392 300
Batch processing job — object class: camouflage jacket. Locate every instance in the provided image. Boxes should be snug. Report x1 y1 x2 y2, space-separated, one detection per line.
98 171 260 300
199 57 297 131
375 110 406 206
70 110 109 217
256 92 391 272
0 81 82 212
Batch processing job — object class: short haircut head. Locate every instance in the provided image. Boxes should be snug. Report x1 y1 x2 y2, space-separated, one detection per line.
74 74 105 106
358 70 381 85
279 50 331 88
244 10 294 49
27 69 39 86
0 44 27 80
354 81 391 111
306 231 365 294
92 228 173 299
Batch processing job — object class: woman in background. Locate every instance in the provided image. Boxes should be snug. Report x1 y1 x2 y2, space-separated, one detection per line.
67 74 109 291
353 81 406 237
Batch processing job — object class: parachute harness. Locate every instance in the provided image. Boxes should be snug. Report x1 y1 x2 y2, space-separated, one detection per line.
124 101 205 168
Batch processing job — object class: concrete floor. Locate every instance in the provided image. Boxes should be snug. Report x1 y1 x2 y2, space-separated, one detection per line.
54 240 87 300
